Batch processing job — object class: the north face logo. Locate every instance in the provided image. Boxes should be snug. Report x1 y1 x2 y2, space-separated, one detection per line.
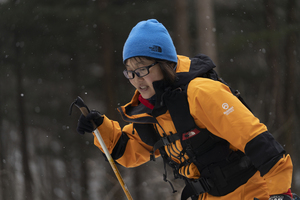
182 128 200 140
149 45 162 53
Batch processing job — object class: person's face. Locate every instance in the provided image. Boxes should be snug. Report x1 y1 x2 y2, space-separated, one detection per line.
125 57 164 99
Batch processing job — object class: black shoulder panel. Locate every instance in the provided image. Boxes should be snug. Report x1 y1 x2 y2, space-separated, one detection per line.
111 132 129 160
133 123 159 146
244 131 285 176
163 88 196 134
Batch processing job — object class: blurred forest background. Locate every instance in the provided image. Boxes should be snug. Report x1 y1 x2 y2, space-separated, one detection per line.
0 0 299 199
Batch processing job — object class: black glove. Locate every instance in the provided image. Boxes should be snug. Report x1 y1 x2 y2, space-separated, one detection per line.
269 194 293 200
77 110 104 135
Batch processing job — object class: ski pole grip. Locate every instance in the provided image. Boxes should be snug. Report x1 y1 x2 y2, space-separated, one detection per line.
78 106 89 117
74 96 89 114
69 96 90 117
73 96 99 129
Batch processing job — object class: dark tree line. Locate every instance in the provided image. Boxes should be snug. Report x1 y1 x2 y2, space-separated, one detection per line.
0 0 299 199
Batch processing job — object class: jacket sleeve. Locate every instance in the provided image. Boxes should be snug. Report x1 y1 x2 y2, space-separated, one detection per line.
92 115 159 168
187 78 293 195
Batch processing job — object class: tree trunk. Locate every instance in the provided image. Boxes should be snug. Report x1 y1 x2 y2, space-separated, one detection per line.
98 1 118 120
14 31 33 200
0 131 15 200
173 0 191 56
284 0 297 191
70 53 89 200
263 0 285 131
195 0 219 68
97 1 123 198
0 94 5 200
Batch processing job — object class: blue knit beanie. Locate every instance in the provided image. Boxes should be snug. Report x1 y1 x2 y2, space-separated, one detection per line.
123 19 177 63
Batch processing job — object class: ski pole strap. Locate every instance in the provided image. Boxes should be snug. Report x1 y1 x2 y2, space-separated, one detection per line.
181 177 213 200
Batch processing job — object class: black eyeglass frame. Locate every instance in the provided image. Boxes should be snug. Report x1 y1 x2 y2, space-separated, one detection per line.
123 62 159 79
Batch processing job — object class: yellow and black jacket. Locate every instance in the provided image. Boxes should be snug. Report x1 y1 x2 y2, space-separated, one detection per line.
93 55 293 200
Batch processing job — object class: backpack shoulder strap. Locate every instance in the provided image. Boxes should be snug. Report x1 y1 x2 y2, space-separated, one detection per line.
150 85 217 160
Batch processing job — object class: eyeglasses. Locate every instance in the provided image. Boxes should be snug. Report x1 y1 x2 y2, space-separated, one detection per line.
123 62 158 79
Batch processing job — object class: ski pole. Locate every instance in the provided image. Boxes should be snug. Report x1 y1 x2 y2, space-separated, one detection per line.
69 96 133 200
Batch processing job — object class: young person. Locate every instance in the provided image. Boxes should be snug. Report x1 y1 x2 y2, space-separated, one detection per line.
77 19 296 200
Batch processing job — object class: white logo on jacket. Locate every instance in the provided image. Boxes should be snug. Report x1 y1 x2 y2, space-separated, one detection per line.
222 103 234 115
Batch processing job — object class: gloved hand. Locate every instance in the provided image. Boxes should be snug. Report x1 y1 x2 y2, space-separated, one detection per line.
77 110 104 135
269 194 293 200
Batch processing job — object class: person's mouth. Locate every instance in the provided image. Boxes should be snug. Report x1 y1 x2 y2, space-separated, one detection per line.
139 85 148 91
